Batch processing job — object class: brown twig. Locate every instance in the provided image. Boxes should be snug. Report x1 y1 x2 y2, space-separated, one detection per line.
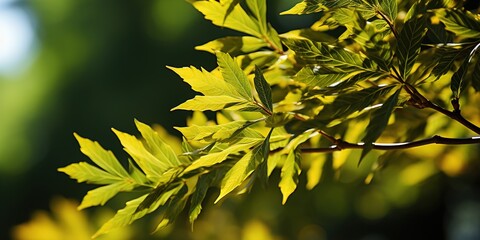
299 135 480 153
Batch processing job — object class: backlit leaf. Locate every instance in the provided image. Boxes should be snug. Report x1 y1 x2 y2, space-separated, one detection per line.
217 52 254 101
396 16 427 79
253 65 273 112
434 9 480 40
184 141 259 172
451 43 480 98
192 0 262 37
58 162 121 185
283 38 377 73
172 95 253 111
78 181 135 210
279 150 301 204
135 120 182 168
73 133 129 179
195 36 268 55
294 66 352 88
360 88 401 160
318 85 395 121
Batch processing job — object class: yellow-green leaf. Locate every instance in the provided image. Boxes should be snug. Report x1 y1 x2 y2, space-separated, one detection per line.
78 181 135 210
195 36 268 55
112 129 168 182
74 133 129 178
168 66 236 97
279 150 301 204
172 95 251 111
184 141 259 173
58 162 121 185
192 0 262 37
135 120 181 167
216 52 254 101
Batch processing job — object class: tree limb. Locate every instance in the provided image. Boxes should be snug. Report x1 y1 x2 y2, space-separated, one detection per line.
299 135 480 153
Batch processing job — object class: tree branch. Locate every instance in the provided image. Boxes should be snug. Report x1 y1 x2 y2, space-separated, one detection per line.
299 135 480 153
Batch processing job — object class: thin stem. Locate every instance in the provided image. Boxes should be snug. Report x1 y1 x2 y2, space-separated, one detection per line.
377 10 399 40
299 135 480 153
424 101 480 135
262 35 284 55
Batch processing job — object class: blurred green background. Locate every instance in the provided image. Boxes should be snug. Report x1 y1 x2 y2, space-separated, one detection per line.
1 0 480 239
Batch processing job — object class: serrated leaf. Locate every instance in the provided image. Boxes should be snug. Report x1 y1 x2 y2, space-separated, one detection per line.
93 185 182 238
255 128 273 186
279 150 301 204
189 173 216 225
223 0 244 24
318 85 395 121
280 0 326 15
360 88 400 161
135 120 181 168
246 0 267 33
253 65 273 112
73 133 129 178
215 149 256 203
451 43 480 98
379 0 397 22
168 66 236 97
434 9 480 40
217 52 253 101
176 120 255 143
184 141 259 173
396 16 427 79
92 194 148 238
192 0 262 38
112 129 168 182
431 45 473 78
172 95 252 111
294 66 352 88
195 36 268 55
283 38 377 73
58 162 121 185
78 181 135 210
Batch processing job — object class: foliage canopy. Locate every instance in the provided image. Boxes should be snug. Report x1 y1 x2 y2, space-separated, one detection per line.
59 0 480 237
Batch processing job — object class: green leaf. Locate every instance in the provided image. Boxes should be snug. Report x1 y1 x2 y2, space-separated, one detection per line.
434 9 480 40
135 120 182 168
93 184 182 238
318 85 395 121
294 66 352 88
172 95 253 111
223 0 244 24
254 128 273 186
253 65 273 112
92 194 148 238
280 0 327 15
431 45 473 78
189 173 216 226
378 0 397 22
279 150 301 204
360 88 401 161
217 52 254 101
184 141 259 173
112 129 169 182
451 43 480 98
58 162 121 185
195 36 268 55
283 38 377 73
396 16 427 79
168 66 237 97
246 0 267 33
73 133 129 179
215 149 256 202
175 120 255 142
78 181 135 210
192 0 262 37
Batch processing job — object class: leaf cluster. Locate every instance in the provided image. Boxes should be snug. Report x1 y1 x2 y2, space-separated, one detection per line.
60 0 480 237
